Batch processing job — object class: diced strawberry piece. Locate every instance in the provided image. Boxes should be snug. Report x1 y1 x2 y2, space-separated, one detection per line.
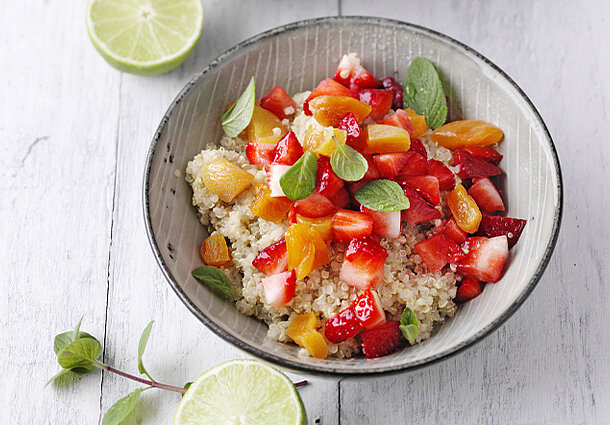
360 206 401 238
246 142 276 166
315 156 344 197
304 78 353 115
333 54 379 89
427 159 455 190
360 321 402 359
326 187 350 209
324 304 362 343
362 154 380 180
399 151 428 176
261 269 296 309
272 131 303 166
332 209 373 242
436 217 467 244
380 77 404 110
454 278 484 304
467 178 505 213
477 215 527 248
453 149 503 179
352 290 386 329
260 85 297 120
408 138 427 160
463 146 503 165
415 234 465 272
346 179 370 209
264 164 291 197
337 112 363 146
252 239 288 275
373 152 411 179
457 236 509 283
401 186 442 225
357 89 393 122
340 237 387 290
397 175 440 205
293 192 337 218
286 205 297 226
380 109 413 135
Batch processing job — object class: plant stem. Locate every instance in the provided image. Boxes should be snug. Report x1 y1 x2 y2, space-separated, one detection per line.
94 361 186 394
294 380 308 388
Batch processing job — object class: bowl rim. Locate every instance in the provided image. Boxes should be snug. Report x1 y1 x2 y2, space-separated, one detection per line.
143 15 563 376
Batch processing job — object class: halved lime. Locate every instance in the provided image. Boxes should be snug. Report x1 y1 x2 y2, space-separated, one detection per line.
86 0 203 76
174 360 306 425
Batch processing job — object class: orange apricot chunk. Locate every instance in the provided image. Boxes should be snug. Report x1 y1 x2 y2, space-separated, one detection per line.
201 157 254 203
200 233 232 267
403 108 429 138
243 104 287 144
296 214 334 241
308 95 372 127
431 120 504 150
446 184 482 234
286 313 328 359
362 124 411 154
303 126 347 157
249 183 293 223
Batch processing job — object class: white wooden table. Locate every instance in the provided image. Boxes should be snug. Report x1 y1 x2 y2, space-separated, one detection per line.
1 0 608 423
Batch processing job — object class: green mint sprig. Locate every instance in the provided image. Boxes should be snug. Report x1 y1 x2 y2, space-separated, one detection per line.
403 57 447 130
399 307 420 345
330 136 368 181
280 151 318 201
354 179 410 211
221 76 256 137
192 266 235 300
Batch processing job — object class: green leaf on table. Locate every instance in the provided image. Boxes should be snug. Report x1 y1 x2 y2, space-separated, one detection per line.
330 138 368 181
72 315 84 340
57 337 103 372
354 179 410 211
221 76 256 137
403 57 447 129
45 368 72 387
102 388 142 425
279 151 318 201
137 321 155 381
54 331 98 355
399 307 419 345
192 266 235 301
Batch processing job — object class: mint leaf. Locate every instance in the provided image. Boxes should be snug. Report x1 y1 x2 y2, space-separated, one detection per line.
102 389 142 425
354 179 410 211
54 331 98 356
45 368 72 387
403 57 447 129
399 307 419 345
57 338 102 372
221 76 256 137
279 151 317 201
138 321 155 381
72 315 84 341
330 140 368 181
192 266 235 300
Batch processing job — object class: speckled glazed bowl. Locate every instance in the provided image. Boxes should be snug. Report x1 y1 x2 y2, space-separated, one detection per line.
143 17 562 375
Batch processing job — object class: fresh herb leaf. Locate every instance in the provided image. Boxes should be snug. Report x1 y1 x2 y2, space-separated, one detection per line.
138 321 155 382
399 307 419 345
403 57 447 129
57 337 103 372
102 389 142 425
354 179 410 211
192 266 235 300
72 315 84 341
330 137 368 181
183 381 193 396
54 331 98 356
221 76 256 137
45 368 72 387
279 151 318 201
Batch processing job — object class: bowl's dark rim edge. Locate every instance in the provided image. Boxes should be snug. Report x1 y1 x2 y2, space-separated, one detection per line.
142 16 563 377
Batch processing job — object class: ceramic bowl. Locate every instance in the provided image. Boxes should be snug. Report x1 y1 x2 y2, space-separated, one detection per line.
143 16 562 375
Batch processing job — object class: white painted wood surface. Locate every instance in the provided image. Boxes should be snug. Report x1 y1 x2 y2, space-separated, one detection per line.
0 0 607 424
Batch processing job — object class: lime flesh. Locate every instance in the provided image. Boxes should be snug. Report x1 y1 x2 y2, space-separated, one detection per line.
174 360 306 425
86 0 203 76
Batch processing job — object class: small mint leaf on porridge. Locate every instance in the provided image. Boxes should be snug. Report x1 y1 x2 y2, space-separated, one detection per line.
221 76 256 137
330 136 368 181
279 151 317 201
403 57 447 130
354 179 410 211
399 307 419 345
192 266 236 301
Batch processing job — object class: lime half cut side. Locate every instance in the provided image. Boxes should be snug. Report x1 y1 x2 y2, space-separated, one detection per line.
174 360 306 425
86 0 203 76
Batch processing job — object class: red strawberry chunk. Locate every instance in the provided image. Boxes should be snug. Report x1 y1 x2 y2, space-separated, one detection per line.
373 152 411 179
463 146 503 165
408 138 427 160
379 109 414 135
246 142 276 166
415 234 465 272
352 290 386 329
427 159 456 190
324 304 362 344
260 85 297 120
293 192 337 218
346 179 370 209
401 186 442 225
468 178 505 213
340 237 387 290
457 236 509 283
361 321 402 359
265 164 291 197
304 78 353 115
286 205 297 226
400 151 428 176
252 239 288 275
333 54 379 89
362 154 380 180
455 278 484 304
338 112 363 146
397 175 440 205
261 269 296 309
272 131 303 166
380 77 404 110
436 217 467 244
332 209 373 242
357 89 393 122
477 215 527 248
315 156 344 197
360 206 401 238
326 187 350 209
453 149 503 179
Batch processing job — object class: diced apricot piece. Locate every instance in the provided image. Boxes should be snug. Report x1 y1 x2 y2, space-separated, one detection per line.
362 124 411 154
403 108 429 138
200 233 232 267
286 223 329 279
296 214 334 241
447 184 482 234
431 120 504 150
249 183 293 223
244 105 287 144
308 95 372 127
303 125 347 157
311 232 330 270
201 157 254 202
287 313 328 359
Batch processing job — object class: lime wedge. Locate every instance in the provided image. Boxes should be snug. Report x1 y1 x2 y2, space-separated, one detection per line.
174 360 306 425
86 0 203 76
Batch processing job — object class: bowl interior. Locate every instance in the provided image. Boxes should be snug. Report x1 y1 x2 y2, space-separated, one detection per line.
144 17 561 375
